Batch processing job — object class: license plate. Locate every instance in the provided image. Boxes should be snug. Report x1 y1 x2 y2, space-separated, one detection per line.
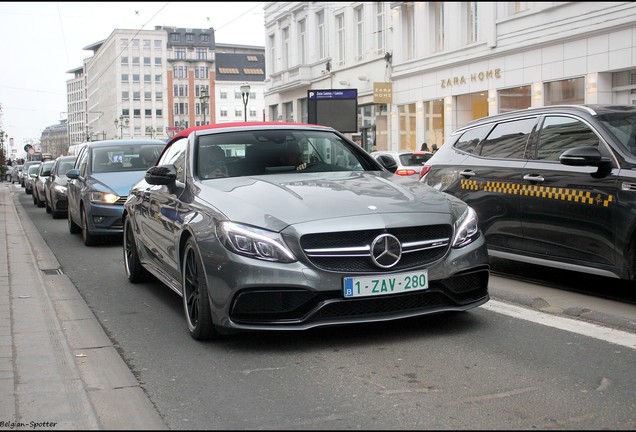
343 270 428 298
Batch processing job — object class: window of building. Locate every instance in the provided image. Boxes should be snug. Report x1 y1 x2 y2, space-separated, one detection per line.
375 2 385 54
405 3 414 60
121 74 129 83
156 109 162 117
122 91 129 100
175 48 186 59
434 2 445 52
155 74 162 84
235 107 243 117
201 34 210 43
220 108 228 117
121 57 129 66
317 10 326 59
132 56 140 66
133 109 141 117
196 49 207 60
298 19 306 64
144 91 152 101
194 66 208 79
156 91 163 100
145 109 152 118
336 13 345 66
120 38 129 48
544 77 585 105
398 103 417 150
498 86 531 113
284 101 294 122
186 33 194 42
144 74 151 83
249 108 258 118
133 91 140 101
355 5 364 60
154 39 162 49
155 57 162 66
143 39 151 49
174 102 188 115
144 57 151 66
171 33 180 42
269 34 276 73
423 99 445 148
132 39 140 48
133 74 140 83
122 109 130 116
467 2 478 44
282 27 290 70
174 84 188 97
173 66 187 79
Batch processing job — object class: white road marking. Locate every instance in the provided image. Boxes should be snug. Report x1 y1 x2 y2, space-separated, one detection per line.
482 300 636 350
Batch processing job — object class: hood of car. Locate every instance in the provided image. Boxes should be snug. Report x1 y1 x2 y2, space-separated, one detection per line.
89 171 148 196
197 171 454 231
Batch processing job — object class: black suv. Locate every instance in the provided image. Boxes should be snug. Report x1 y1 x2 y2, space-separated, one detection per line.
421 104 636 281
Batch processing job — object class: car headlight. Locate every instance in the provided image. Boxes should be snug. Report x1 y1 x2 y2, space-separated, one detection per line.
452 206 480 248
89 191 120 204
217 221 297 263
53 185 67 195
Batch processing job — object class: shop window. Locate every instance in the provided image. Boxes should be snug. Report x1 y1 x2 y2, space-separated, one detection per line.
498 86 531 113
545 77 584 105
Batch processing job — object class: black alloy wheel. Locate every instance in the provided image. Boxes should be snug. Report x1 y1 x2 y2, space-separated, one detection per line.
80 207 97 246
182 237 219 341
123 216 151 282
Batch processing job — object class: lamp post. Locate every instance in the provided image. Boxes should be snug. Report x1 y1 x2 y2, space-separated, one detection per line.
240 83 251 122
114 115 129 139
145 126 155 139
199 88 209 125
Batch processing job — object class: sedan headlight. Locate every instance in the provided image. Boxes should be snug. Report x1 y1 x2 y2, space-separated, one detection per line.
89 191 120 204
452 206 480 248
217 221 297 263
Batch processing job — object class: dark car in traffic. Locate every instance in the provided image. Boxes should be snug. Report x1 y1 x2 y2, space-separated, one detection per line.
66 139 165 246
21 161 41 189
33 159 55 207
44 155 77 218
421 104 636 281
122 122 490 340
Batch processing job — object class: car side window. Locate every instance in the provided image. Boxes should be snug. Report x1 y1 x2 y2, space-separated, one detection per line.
479 118 536 159
454 124 491 154
536 116 600 161
76 147 88 177
158 138 187 182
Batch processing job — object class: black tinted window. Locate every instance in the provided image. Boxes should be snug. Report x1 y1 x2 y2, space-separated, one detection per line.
536 116 599 161
454 124 491 153
480 118 536 159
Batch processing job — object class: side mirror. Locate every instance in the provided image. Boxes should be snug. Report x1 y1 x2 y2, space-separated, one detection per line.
145 164 177 186
559 146 610 167
66 169 80 179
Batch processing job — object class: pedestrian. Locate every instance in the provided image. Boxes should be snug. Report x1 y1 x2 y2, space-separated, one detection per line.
420 142 429 152
431 144 438 153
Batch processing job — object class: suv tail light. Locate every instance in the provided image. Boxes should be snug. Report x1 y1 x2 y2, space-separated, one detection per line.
395 168 417 176
419 165 431 180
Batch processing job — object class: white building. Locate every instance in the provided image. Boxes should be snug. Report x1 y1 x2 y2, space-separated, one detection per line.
263 1 636 152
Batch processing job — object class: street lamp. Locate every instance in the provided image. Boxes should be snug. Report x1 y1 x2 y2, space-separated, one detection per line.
145 126 155 139
114 115 129 139
240 83 251 122
199 88 209 125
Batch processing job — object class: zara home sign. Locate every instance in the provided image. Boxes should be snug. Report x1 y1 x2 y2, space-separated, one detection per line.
441 68 502 89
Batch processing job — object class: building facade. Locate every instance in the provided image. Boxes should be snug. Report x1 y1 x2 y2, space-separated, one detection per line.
66 27 266 147
263 1 636 152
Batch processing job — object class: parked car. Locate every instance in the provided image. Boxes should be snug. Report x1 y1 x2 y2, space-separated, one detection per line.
370 150 434 177
43 155 77 218
122 122 490 340
24 162 41 195
20 161 41 188
33 160 55 207
420 104 636 281
66 139 165 246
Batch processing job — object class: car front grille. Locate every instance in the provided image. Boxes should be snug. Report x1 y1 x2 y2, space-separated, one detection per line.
299 225 453 272
229 267 489 325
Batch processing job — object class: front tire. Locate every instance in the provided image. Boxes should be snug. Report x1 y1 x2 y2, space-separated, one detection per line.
81 207 97 246
123 216 151 282
182 238 220 341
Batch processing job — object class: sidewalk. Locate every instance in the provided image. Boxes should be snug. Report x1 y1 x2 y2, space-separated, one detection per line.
0 182 166 430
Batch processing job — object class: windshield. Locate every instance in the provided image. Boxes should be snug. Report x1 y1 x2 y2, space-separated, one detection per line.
196 129 375 179
597 111 636 157
92 144 164 173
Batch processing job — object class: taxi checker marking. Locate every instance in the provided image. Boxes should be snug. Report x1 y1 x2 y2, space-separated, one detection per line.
460 179 614 207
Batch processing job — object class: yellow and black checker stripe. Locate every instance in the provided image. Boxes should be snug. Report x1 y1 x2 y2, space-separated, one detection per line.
460 179 613 207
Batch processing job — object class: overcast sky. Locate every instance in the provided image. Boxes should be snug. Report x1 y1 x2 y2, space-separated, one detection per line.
0 1 265 155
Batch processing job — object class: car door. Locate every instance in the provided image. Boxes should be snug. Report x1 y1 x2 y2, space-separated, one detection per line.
67 145 89 226
138 138 188 281
519 114 617 268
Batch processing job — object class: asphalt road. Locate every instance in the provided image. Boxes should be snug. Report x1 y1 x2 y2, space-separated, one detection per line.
16 189 636 430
